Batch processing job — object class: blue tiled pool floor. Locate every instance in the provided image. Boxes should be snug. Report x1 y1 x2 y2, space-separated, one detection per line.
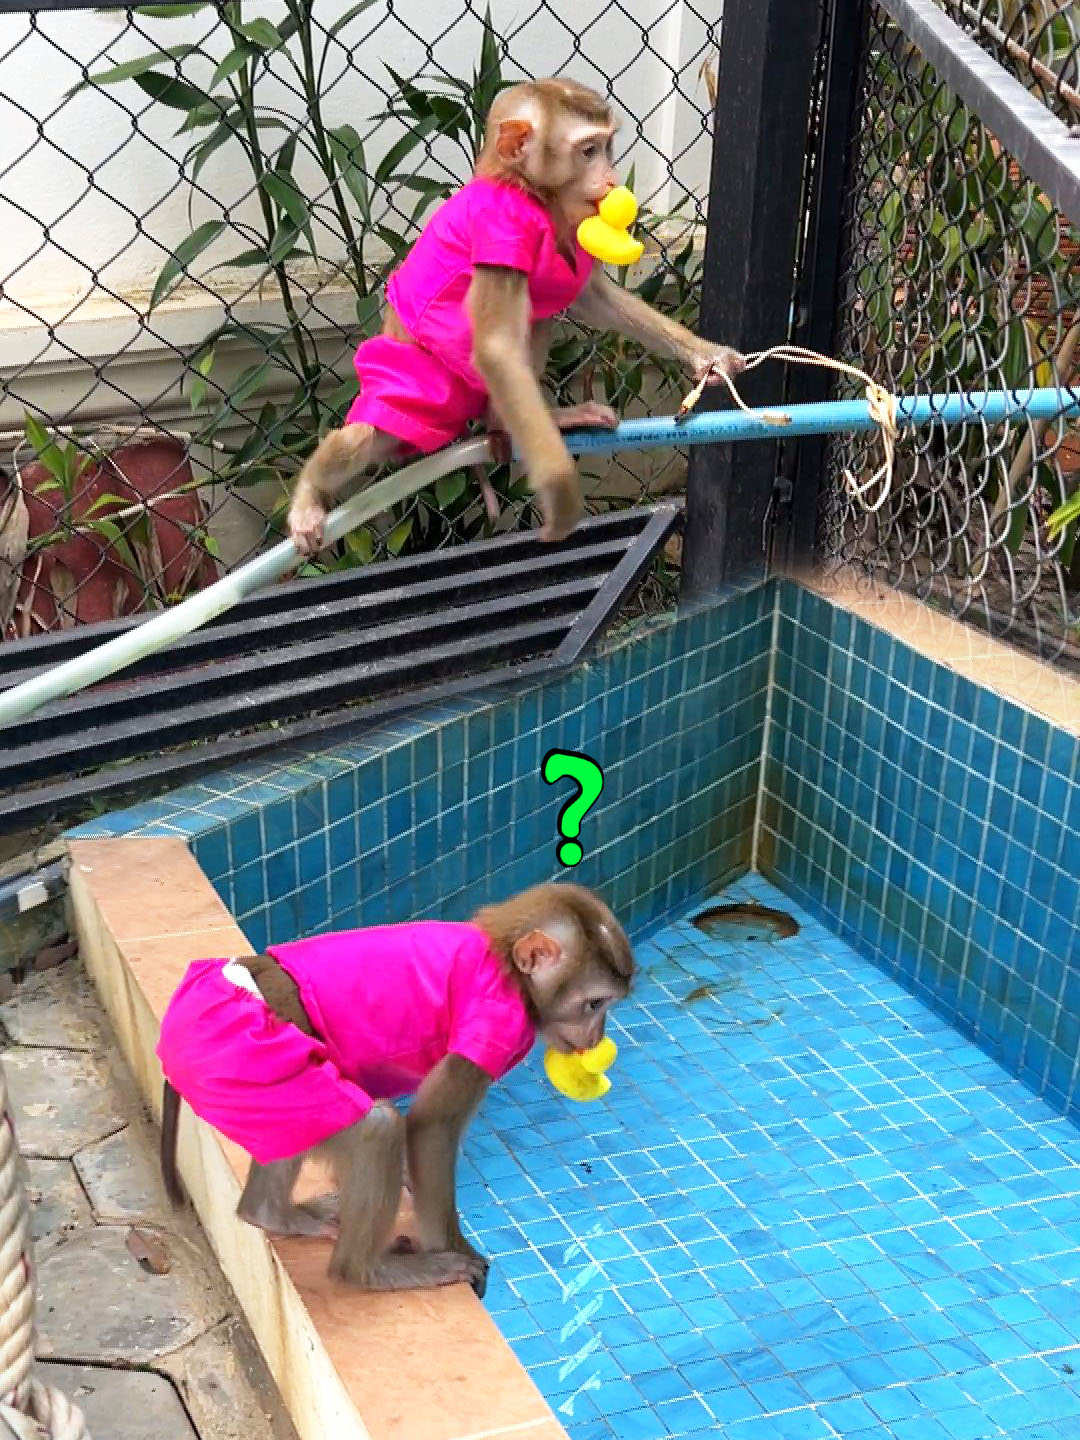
461 875 1080 1440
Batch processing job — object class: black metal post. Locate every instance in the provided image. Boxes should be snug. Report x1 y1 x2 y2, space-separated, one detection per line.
682 0 824 602
782 0 870 567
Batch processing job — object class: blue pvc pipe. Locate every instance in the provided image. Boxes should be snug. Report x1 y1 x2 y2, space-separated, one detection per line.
0 385 1075 730
558 386 1080 455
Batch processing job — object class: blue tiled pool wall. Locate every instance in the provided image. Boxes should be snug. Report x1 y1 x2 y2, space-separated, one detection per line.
68 579 773 948
760 581 1079 1123
67 573 1078 1122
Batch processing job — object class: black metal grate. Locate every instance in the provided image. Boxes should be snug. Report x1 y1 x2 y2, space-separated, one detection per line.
817 0 1080 670
0 502 680 832
0 1 718 642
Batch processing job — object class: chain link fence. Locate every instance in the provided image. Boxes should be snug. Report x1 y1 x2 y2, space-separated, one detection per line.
0 0 720 639
819 0 1080 671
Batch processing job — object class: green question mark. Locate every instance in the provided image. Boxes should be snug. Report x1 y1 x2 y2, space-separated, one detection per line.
542 749 605 867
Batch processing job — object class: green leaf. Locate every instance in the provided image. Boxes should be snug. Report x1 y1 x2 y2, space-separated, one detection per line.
78 45 196 90
150 219 226 308
277 134 297 175
344 528 374 564
435 472 466 509
24 414 63 483
84 518 141 576
188 120 236 183
188 346 216 412
267 217 301 265
83 491 137 518
355 292 383 337
327 0 381 40
328 124 371 223
133 69 210 112
374 114 439 184
386 517 413 555
261 170 314 255
135 4 210 15
385 65 434 120
1047 487 1080 540
177 100 228 133
212 44 255 88
237 18 284 49
218 246 275 269
475 6 503 123
228 360 273 410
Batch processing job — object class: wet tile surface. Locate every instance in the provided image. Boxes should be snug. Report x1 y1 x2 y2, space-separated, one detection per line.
463 876 1080 1440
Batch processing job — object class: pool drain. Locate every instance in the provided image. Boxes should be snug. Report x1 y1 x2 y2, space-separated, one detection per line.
690 901 799 942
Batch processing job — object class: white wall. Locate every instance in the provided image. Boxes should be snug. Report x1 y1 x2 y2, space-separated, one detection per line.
0 0 719 312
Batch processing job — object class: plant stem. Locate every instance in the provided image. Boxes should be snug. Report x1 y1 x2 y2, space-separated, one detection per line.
223 2 322 430
291 0 368 297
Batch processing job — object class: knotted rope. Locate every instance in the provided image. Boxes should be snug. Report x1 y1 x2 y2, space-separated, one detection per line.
680 342 901 514
0 1061 89 1440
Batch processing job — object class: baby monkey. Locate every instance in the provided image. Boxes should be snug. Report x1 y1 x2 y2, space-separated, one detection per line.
288 76 744 554
157 883 634 1295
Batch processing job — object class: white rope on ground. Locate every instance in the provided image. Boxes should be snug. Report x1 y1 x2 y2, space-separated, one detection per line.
680 342 901 514
0 1060 90 1440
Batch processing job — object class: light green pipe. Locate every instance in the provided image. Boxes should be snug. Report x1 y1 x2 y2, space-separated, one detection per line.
0 435 493 728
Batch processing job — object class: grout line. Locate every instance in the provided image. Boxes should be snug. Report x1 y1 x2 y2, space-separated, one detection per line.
751 581 782 871
456 1414 562 1440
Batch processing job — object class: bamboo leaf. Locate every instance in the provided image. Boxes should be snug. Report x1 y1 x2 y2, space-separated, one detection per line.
188 120 236 183
135 4 210 15
237 18 284 49
73 45 195 93
150 219 226 309
188 346 216 412
327 0 381 40
344 528 374 564
374 114 439 183
133 69 211 112
212 44 255 88
267 217 301 265
385 65 434 120
261 170 315 256
328 124 371 223
84 518 141 577
23 415 65 484
1047 487 1080 541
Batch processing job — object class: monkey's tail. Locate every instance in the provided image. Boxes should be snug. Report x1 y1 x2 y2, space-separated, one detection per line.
160 1079 186 1208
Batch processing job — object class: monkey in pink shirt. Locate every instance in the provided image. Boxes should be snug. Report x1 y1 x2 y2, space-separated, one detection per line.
156 885 635 1296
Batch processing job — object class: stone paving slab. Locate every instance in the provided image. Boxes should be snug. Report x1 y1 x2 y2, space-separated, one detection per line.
39 1362 198 1440
0 966 103 1050
4 1045 124 1156
74 1125 171 1222
24 1157 91 1251
36 1226 227 1362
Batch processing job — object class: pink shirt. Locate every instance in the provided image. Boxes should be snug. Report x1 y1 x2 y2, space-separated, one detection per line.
269 921 536 1096
386 177 595 390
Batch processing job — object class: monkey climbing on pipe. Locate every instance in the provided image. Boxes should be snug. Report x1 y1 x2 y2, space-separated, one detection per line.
157 884 634 1296
287 76 744 555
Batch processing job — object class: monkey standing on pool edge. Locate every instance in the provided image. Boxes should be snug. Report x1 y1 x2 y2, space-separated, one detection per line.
157 883 634 1296
287 76 745 555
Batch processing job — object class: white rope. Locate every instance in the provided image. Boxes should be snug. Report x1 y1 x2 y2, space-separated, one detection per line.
680 342 901 514
0 1063 90 1440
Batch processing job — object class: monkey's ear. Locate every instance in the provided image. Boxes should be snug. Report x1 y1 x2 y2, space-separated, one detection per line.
495 118 533 163
510 929 562 974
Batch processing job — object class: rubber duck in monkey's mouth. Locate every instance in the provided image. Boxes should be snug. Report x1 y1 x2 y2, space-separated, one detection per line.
544 1036 618 1101
577 186 645 267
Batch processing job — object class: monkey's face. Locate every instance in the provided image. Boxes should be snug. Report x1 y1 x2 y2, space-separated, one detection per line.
513 932 628 1053
535 121 619 228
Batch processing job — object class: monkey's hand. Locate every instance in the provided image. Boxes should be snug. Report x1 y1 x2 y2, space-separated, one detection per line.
552 402 618 432
288 482 328 558
691 345 746 385
534 459 584 542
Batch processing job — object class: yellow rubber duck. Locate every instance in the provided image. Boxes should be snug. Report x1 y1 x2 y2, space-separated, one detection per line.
544 1037 618 1102
577 187 645 267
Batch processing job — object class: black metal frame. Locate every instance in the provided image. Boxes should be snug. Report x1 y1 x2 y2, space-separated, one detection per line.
682 0 825 600
0 504 680 833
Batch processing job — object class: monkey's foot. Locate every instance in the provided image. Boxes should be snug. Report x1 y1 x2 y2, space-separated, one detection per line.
553 402 618 431
238 1193 340 1239
332 1247 488 1294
